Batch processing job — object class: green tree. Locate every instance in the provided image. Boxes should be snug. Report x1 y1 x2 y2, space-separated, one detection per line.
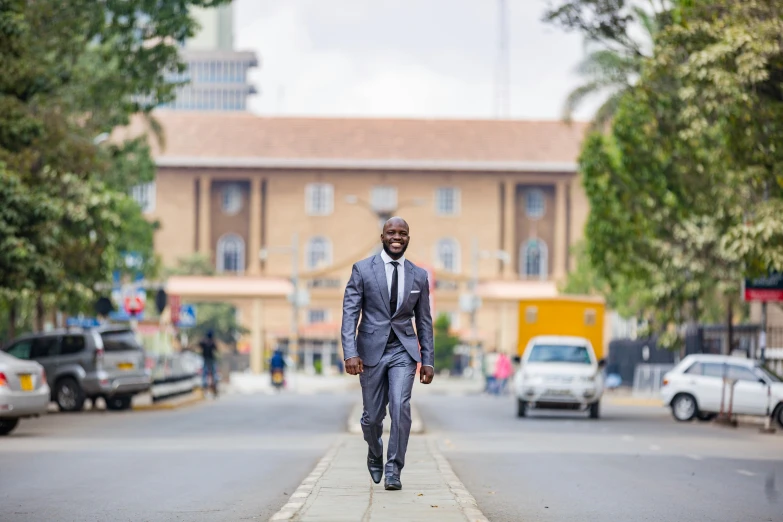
433 314 460 372
545 0 671 128
0 0 230 328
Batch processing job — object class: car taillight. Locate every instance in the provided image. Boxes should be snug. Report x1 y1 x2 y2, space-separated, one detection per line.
95 348 105 365
41 369 47 384
662 378 669 386
0 372 7 387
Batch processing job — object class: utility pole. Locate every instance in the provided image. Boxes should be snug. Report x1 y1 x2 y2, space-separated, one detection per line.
494 0 510 119
760 180 769 363
290 232 300 368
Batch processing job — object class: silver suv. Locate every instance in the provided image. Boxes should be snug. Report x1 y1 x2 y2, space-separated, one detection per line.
2 326 151 412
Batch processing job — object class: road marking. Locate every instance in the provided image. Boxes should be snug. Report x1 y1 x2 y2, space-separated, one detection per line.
737 469 757 477
687 455 703 461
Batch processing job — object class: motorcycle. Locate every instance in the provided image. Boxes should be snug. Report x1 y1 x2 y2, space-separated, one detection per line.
271 368 285 391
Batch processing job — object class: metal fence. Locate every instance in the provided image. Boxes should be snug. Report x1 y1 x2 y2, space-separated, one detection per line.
632 364 675 396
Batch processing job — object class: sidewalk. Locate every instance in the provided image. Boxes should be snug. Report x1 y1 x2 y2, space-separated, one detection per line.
269 435 488 522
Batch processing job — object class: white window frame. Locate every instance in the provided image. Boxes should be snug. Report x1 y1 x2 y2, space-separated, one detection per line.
435 238 461 274
307 309 329 324
525 189 545 220
305 183 334 216
217 233 246 274
222 183 243 215
520 238 548 280
371 185 398 213
306 236 332 270
435 187 460 216
130 182 156 214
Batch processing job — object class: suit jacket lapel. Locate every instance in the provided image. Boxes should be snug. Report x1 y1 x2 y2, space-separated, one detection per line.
392 260 415 319
372 255 391 315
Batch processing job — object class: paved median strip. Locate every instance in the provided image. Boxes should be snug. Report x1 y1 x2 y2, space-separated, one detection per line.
267 434 489 522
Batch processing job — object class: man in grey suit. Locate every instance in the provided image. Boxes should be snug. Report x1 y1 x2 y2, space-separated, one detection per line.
341 217 435 491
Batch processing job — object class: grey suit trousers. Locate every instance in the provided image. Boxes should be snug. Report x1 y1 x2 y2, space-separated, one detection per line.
359 335 417 477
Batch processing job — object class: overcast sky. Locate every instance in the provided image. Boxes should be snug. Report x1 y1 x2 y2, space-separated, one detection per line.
234 0 599 121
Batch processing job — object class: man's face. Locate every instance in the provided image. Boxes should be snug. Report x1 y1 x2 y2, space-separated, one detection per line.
381 220 410 259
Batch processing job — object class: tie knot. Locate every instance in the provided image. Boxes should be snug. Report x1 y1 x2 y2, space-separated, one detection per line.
391 261 399 268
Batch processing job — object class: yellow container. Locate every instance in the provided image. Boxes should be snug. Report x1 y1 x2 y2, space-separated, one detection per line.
517 296 606 361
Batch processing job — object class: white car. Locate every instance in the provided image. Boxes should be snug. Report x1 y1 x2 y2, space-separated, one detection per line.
513 335 605 419
0 351 50 436
661 354 783 426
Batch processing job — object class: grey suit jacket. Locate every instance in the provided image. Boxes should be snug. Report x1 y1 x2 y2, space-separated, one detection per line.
341 254 434 368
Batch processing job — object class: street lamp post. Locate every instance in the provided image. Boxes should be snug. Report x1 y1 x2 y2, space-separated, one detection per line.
464 239 509 369
260 233 306 369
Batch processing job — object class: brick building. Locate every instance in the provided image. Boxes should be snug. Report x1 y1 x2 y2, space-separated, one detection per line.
123 111 591 373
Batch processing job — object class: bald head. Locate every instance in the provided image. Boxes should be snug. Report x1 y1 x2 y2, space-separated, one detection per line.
383 216 409 233
380 216 410 260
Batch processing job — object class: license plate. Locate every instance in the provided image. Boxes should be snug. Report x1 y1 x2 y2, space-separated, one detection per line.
19 374 33 392
117 363 134 370
546 389 571 396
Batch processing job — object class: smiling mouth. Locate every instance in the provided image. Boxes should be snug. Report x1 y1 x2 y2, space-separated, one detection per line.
390 242 403 248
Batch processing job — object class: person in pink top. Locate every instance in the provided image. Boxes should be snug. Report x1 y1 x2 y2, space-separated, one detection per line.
493 353 513 395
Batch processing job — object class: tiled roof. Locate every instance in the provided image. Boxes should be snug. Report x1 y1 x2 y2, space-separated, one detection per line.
121 111 588 170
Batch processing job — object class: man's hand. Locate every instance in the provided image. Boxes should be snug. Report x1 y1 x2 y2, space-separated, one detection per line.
420 366 434 385
345 357 364 375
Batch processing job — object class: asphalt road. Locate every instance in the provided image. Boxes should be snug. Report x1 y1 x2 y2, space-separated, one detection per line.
417 393 783 522
0 391 354 522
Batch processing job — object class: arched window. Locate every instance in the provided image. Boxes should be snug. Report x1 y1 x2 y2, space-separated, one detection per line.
222 183 243 215
525 189 545 219
520 239 548 280
306 236 332 270
217 234 245 273
436 238 460 273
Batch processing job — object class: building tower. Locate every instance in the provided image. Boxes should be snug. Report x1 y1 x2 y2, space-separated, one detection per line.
163 3 259 111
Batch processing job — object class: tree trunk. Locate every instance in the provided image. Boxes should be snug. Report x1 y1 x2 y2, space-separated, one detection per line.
35 295 45 332
9 300 17 340
726 297 734 355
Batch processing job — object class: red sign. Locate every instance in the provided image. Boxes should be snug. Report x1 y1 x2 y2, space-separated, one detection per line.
744 289 783 302
124 296 144 316
169 295 181 325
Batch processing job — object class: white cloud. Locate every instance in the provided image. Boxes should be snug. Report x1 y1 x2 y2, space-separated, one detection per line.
234 0 602 120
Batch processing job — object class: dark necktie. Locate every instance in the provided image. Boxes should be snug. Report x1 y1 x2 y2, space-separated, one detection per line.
389 261 399 315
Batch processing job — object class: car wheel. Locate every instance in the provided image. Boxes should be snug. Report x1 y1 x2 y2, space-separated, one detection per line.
589 401 600 419
671 393 698 422
106 396 133 411
0 418 20 436
517 399 528 418
56 377 86 412
775 404 783 429
696 412 717 422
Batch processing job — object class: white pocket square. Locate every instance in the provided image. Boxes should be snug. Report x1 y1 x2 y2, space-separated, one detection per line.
411 290 421 294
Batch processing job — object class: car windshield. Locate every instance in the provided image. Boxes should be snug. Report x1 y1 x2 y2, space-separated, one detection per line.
758 366 782 383
527 344 592 364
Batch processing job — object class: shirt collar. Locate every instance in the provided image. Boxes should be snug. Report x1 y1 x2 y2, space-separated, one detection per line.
380 249 405 267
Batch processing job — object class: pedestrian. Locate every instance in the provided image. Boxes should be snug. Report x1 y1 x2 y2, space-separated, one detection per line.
270 349 286 391
483 349 498 394
341 216 435 491
199 330 218 395
494 352 513 395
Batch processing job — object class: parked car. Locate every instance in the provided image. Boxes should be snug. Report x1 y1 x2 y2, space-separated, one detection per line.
0 351 50 435
513 335 606 419
2 326 152 412
661 354 783 426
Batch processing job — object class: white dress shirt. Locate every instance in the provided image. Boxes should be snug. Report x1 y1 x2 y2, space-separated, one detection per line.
379 251 433 369
380 249 405 308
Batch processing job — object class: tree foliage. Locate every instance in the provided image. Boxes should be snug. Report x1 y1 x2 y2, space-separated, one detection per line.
433 314 459 372
571 0 783 348
0 0 229 324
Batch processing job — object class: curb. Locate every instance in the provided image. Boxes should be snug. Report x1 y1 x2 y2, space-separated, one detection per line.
605 396 664 408
428 437 490 522
132 392 204 411
347 402 424 435
268 438 342 521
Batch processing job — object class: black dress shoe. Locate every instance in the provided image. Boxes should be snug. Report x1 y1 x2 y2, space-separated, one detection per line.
367 451 383 484
384 475 402 490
